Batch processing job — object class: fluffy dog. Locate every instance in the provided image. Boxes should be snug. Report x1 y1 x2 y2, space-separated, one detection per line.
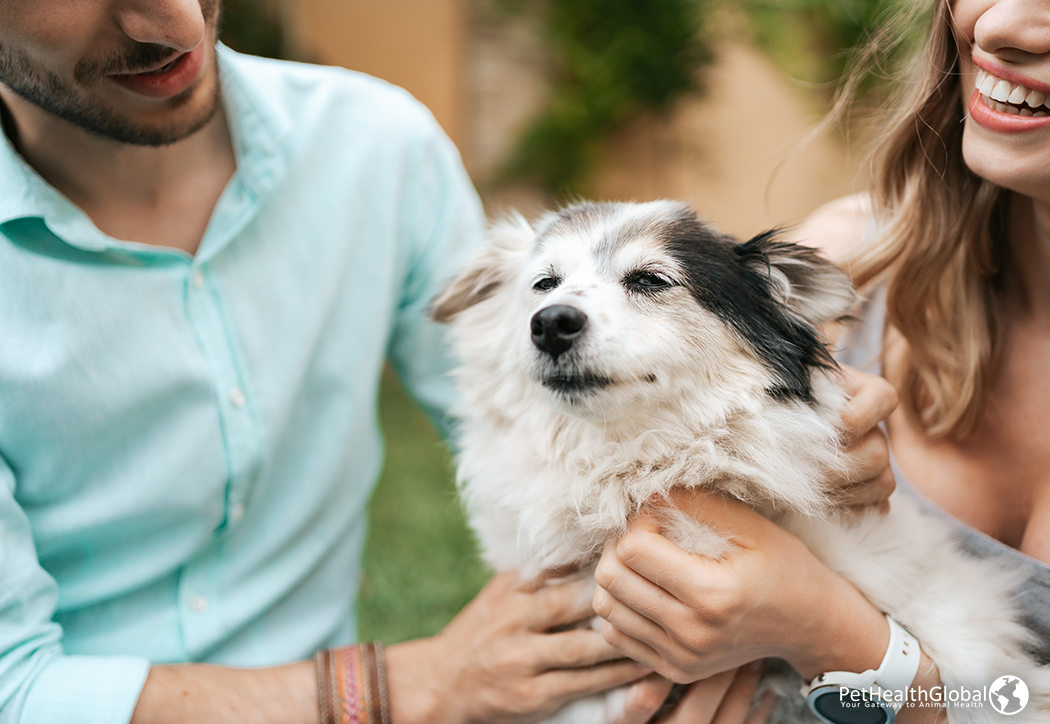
431 200 1047 723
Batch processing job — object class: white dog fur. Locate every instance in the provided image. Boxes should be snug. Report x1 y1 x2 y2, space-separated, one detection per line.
432 200 1049 723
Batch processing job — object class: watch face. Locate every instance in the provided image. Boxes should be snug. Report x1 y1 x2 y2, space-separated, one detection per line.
810 688 890 724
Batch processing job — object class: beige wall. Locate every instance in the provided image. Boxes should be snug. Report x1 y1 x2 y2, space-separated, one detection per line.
280 3 862 232
283 0 467 147
592 42 864 239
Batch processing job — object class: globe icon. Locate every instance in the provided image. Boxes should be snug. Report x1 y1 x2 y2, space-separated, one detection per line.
990 675 1029 715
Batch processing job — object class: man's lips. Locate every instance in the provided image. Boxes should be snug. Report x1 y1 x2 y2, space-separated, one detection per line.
108 44 205 100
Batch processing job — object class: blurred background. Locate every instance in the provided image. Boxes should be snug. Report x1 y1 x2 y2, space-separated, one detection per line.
219 0 919 643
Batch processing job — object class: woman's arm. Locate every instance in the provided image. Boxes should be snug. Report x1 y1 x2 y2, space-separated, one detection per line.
593 491 945 723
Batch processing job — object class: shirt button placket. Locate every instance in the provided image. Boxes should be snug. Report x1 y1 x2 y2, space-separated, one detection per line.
180 260 259 653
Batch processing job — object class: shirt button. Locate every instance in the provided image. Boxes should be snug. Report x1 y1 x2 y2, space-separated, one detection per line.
191 270 204 289
189 595 208 613
230 502 245 523
229 387 246 408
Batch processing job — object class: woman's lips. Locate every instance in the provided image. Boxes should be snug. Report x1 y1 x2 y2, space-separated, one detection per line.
109 44 205 100
972 55 1050 96
969 88 1050 133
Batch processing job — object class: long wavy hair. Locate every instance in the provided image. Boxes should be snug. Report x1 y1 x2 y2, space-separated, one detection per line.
845 0 1007 439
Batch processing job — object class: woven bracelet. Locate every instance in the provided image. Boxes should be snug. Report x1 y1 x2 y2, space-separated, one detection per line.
315 642 390 724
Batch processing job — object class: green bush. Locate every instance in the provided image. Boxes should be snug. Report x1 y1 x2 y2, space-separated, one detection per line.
219 0 286 60
500 0 715 197
499 0 930 196
743 0 929 96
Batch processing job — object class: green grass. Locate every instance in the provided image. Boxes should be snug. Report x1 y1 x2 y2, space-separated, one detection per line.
356 369 490 644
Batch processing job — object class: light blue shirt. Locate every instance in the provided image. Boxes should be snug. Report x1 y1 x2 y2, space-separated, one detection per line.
0 46 483 723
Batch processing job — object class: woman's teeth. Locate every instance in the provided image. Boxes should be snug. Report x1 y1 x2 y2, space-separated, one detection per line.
976 68 1050 117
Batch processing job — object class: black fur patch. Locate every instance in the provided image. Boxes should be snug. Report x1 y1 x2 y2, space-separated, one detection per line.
658 210 835 403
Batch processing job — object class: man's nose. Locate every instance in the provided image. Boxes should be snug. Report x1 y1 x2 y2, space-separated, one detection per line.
115 0 209 53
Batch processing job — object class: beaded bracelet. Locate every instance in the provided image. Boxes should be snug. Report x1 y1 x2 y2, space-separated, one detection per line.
315 642 390 724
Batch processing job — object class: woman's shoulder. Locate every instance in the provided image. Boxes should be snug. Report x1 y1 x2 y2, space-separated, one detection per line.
789 194 882 353
787 193 874 264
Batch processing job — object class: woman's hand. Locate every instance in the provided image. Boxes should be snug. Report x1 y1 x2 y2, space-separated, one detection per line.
829 366 899 511
386 569 652 724
615 665 778 724
592 489 890 685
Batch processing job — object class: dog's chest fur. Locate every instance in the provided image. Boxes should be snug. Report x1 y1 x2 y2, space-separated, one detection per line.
455 374 845 577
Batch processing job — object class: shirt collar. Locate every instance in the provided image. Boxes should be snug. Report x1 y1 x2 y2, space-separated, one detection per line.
216 44 287 207
0 112 59 227
0 44 288 253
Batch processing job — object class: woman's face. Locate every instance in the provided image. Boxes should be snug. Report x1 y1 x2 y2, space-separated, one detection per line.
953 0 1050 201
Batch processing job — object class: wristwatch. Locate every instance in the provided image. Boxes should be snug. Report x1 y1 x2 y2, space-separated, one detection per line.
802 615 920 724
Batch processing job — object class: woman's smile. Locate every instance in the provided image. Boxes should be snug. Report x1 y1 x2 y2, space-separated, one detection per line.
974 66 1050 117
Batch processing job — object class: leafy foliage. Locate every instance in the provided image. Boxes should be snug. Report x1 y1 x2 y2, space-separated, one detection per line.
743 0 928 95
500 0 715 197
219 0 287 60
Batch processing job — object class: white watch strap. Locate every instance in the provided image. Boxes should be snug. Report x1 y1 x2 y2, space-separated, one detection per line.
872 616 920 707
803 614 921 713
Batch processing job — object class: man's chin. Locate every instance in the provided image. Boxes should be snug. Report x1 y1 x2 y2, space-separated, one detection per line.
93 58 222 147
113 85 222 147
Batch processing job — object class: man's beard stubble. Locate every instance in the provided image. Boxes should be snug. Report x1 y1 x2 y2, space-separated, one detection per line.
0 0 222 147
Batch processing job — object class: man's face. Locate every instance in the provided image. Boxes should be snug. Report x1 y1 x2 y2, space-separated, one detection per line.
0 0 222 147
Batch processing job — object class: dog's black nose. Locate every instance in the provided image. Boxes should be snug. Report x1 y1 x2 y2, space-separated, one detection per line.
531 305 587 359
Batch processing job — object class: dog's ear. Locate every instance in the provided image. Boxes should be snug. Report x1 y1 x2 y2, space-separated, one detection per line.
736 229 859 326
430 215 534 323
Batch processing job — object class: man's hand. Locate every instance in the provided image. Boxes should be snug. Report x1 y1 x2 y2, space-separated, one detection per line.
386 570 652 724
829 366 898 512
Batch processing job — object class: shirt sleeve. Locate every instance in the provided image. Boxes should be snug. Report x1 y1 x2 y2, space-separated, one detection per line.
386 114 486 442
0 452 150 724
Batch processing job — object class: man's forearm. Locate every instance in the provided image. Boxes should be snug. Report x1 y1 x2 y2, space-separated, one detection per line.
130 567 650 724
130 660 318 724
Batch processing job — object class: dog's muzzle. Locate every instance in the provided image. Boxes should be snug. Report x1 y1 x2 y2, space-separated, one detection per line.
531 305 587 360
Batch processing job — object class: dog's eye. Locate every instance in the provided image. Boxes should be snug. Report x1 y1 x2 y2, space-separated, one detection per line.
533 276 561 292
624 271 672 293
